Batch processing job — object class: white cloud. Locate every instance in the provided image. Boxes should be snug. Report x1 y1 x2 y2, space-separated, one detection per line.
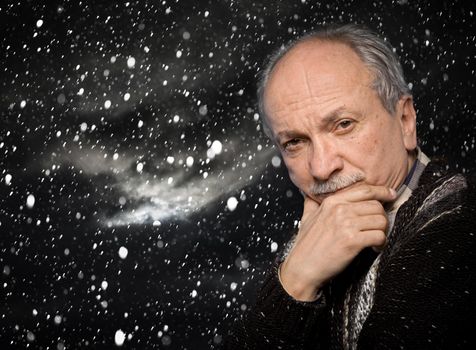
105 146 275 226
41 135 277 227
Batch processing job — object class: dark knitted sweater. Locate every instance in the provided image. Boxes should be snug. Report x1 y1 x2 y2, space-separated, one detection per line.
225 161 476 349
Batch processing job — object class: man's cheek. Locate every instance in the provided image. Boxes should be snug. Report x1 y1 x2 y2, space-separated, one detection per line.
288 170 306 193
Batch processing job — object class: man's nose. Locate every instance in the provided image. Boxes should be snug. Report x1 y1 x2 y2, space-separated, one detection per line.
308 140 343 181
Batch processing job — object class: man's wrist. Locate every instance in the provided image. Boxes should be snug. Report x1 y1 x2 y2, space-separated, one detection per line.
277 263 323 302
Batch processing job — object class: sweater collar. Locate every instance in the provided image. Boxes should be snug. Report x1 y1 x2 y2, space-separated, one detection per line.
386 147 430 214
385 148 430 235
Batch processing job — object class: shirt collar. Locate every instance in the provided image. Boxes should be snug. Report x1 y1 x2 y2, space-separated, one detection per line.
386 147 430 214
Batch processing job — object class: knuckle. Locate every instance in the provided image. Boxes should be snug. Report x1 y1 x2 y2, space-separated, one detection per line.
334 203 346 217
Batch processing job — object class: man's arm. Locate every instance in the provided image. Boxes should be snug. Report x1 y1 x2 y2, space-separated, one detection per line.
224 262 330 349
225 185 396 348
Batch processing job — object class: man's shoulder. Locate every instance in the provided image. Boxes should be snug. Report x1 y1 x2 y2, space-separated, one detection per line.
389 159 476 249
367 161 476 349
414 159 475 212
377 159 476 275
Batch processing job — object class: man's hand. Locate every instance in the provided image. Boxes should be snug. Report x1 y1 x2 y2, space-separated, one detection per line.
279 185 396 301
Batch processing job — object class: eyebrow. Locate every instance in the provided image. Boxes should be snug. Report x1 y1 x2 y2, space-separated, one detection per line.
275 105 348 144
321 106 347 125
275 130 303 145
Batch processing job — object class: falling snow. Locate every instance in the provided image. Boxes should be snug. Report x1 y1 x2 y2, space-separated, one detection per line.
127 57 136 68
1 1 474 349
227 196 239 212
115 330 126 346
26 194 35 208
4 174 12 185
118 246 128 259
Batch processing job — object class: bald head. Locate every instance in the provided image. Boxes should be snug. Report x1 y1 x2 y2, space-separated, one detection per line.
263 40 374 125
257 24 411 138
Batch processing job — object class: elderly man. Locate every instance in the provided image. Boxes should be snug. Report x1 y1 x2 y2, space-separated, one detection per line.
226 24 475 349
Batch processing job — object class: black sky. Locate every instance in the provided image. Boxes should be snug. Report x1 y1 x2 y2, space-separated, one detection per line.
1 0 475 349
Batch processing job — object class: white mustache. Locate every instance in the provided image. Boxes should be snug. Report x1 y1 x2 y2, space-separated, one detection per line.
309 173 365 196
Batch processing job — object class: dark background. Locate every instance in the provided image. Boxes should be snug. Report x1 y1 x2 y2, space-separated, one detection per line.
1 0 475 349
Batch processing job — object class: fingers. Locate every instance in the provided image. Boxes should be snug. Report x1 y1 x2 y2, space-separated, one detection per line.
355 230 387 249
300 194 388 238
334 184 396 203
354 214 388 232
281 186 391 301
352 200 385 216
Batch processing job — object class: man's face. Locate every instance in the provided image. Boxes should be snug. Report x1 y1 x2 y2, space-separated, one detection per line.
263 40 417 204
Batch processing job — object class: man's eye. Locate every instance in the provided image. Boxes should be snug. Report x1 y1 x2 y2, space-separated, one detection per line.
337 120 353 130
283 139 301 150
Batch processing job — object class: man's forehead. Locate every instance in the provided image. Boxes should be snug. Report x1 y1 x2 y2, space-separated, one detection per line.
265 64 372 112
271 39 365 77
265 41 372 99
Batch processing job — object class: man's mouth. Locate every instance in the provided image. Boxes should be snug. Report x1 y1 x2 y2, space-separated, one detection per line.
308 173 365 197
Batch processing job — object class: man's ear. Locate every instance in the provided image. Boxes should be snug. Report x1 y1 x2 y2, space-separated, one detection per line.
397 95 417 151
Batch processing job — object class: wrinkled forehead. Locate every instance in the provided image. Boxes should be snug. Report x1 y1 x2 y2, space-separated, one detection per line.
263 40 374 114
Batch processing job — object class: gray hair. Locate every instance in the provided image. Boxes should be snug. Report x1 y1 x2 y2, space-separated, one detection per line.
257 24 411 138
